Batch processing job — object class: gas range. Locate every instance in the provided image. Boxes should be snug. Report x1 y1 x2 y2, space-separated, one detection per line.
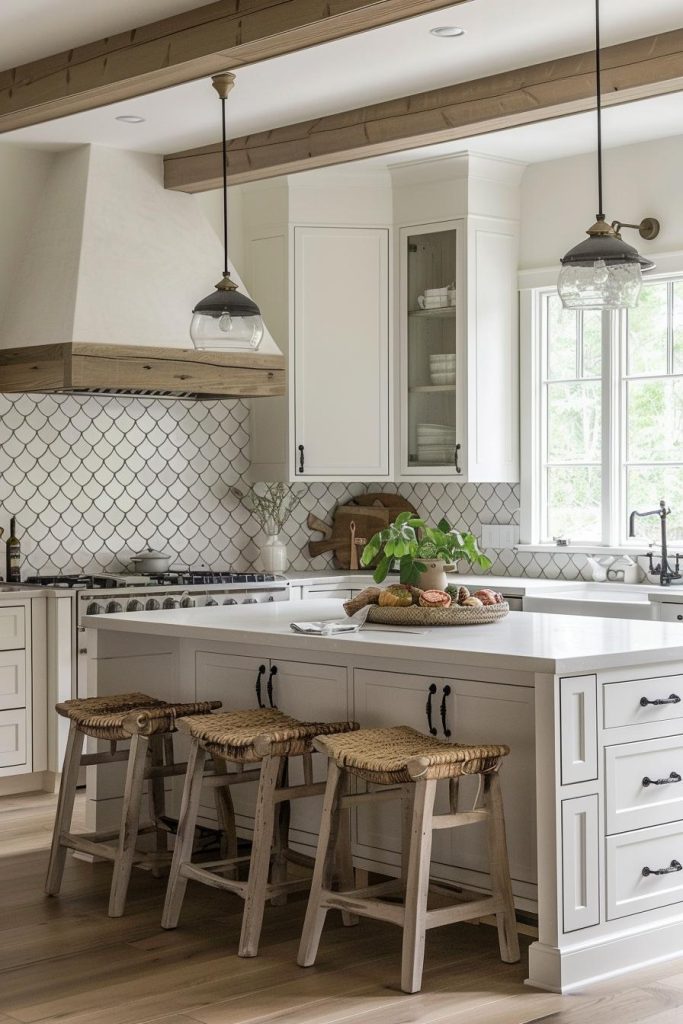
26 571 283 589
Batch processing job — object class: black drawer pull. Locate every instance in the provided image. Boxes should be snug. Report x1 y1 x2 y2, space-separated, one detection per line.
298 444 305 473
255 664 266 708
440 685 452 738
426 683 437 736
640 693 681 707
267 665 278 708
642 859 682 877
643 771 682 787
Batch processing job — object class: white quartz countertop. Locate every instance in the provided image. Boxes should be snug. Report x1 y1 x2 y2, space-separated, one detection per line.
84 598 683 674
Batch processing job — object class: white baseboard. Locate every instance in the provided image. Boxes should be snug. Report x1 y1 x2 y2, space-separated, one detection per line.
0 770 55 797
528 918 683 993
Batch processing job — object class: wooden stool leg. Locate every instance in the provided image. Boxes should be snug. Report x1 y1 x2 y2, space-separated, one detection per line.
149 734 167 879
45 722 85 896
334 774 358 927
401 778 436 994
239 754 282 957
401 786 414 894
161 740 208 929
270 758 290 906
213 756 238 876
108 734 149 918
297 760 344 968
485 772 520 963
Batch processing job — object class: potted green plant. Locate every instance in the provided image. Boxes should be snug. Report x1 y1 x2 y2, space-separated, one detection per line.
361 512 491 589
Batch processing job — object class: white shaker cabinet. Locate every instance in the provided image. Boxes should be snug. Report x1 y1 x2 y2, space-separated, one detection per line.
293 226 390 478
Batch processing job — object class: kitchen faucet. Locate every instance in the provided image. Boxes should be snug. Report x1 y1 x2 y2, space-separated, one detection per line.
629 499 681 586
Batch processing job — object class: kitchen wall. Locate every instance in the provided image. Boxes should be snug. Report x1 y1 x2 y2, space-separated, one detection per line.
0 387 592 579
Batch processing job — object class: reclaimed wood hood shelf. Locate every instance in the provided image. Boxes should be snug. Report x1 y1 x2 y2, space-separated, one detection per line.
0 343 286 400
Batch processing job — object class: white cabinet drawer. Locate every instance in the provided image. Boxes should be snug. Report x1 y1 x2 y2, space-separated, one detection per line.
0 650 26 711
603 675 683 729
659 604 683 623
606 737 683 834
607 820 683 920
0 708 27 769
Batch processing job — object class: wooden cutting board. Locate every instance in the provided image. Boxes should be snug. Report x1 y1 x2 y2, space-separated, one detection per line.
307 494 417 569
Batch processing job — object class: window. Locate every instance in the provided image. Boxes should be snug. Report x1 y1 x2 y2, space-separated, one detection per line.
526 275 683 548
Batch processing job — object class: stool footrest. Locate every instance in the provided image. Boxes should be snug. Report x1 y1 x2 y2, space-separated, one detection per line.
431 809 489 830
320 890 405 926
425 895 502 930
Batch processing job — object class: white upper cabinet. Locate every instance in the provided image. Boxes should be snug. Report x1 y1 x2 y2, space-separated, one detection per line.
240 154 521 484
294 226 389 478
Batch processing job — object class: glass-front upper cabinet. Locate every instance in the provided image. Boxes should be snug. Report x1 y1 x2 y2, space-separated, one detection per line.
400 220 462 477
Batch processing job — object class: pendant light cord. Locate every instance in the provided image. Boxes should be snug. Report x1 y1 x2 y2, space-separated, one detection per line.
221 93 229 278
595 0 604 218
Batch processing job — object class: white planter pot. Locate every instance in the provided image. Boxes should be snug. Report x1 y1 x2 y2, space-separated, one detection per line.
417 560 455 591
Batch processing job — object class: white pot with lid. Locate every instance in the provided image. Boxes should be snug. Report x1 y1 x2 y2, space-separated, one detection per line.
129 547 173 573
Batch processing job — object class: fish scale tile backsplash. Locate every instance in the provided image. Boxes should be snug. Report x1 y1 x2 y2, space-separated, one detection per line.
0 392 590 580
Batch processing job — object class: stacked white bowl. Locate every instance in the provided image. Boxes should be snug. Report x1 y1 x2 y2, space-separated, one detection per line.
416 422 457 463
429 353 456 386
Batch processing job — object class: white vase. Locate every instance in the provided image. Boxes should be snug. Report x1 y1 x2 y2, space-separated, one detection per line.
260 533 289 573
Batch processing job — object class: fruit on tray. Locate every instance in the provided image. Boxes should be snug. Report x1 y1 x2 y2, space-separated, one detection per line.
473 588 504 606
462 596 483 608
379 584 414 608
418 589 452 609
343 586 382 616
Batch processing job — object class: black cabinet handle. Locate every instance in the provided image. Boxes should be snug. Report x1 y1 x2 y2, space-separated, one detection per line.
267 665 278 708
642 859 682 877
298 444 305 473
640 693 681 707
643 771 682 787
255 664 266 708
426 683 437 736
454 443 461 475
440 685 452 737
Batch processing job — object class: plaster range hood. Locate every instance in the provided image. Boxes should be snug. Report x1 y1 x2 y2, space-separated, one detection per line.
0 145 284 400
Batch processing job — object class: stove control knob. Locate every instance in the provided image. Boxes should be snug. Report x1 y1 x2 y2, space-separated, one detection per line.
105 601 123 614
126 599 144 612
163 597 178 609
145 598 160 610
223 598 238 606
205 598 218 606
180 596 195 608
243 597 258 604
86 602 103 616
267 595 275 602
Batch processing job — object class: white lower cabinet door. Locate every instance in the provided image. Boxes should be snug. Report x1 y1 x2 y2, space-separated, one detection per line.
352 670 453 873
272 659 351 850
606 736 683 834
294 225 390 479
0 606 25 651
0 649 26 711
194 652 269 833
562 795 600 932
0 708 28 770
607 820 683 919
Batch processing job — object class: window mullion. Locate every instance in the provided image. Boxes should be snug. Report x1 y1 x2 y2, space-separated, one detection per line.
603 308 622 546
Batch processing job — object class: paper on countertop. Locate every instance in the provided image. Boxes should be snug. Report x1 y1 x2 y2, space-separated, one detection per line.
290 605 373 636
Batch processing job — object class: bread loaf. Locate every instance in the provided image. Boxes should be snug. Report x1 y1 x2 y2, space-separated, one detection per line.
343 586 381 616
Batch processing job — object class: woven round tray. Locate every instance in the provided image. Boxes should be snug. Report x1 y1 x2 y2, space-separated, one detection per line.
366 601 509 627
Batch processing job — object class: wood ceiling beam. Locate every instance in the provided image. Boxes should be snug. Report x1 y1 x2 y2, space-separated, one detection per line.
163 28 683 193
0 0 468 133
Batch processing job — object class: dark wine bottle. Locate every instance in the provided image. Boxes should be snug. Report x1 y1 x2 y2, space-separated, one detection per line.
6 517 21 583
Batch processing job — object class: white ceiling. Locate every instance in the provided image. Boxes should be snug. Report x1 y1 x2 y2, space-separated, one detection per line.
2 0 683 166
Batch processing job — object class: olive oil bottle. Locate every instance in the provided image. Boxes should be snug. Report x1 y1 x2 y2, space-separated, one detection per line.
6 517 21 583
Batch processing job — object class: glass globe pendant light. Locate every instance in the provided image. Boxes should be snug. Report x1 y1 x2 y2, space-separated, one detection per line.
191 73 264 350
558 0 655 310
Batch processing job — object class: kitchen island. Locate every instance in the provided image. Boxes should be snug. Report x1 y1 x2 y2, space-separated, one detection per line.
84 600 683 993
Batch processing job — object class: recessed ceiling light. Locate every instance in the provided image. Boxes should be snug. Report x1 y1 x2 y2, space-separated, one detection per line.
115 115 146 124
429 26 465 37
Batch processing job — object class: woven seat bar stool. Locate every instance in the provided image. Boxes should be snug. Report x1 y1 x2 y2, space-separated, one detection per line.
297 725 520 994
45 693 235 917
161 707 359 958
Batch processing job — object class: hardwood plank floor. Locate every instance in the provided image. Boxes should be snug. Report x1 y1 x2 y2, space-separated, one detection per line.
2 791 683 1024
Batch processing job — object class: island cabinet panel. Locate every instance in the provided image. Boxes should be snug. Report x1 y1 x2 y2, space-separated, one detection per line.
195 652 267 833
560 675 597 785
603 674 683 730
271 660 351 849
561 795 600 933
352 669 536 893
194 651 350 845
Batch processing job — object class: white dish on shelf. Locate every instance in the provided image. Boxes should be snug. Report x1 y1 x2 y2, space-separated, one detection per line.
430 372 456 385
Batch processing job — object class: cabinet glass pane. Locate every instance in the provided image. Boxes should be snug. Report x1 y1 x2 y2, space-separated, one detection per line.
406 229 458 468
